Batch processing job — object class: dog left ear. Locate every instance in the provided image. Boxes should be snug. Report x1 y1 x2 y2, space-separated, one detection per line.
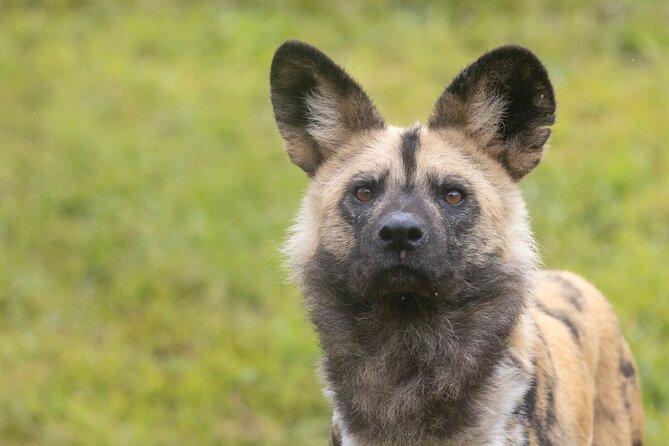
429 45 556 180
270 40 385 176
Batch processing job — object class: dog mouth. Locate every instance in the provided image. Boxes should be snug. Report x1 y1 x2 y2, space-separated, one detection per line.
370 266 438 301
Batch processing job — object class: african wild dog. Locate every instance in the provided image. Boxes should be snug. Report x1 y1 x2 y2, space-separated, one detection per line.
270 40 644 445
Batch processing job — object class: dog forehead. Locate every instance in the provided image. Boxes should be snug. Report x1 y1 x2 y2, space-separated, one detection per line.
316 126 405 184
417 128 487 180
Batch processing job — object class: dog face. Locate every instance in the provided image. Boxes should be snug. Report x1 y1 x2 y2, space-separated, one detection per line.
271 41 555 311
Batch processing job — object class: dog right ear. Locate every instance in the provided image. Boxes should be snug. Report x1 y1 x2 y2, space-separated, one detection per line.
428 45 556 181
270 40 385 176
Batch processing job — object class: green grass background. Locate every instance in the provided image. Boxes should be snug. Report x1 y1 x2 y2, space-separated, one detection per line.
0 0 667 444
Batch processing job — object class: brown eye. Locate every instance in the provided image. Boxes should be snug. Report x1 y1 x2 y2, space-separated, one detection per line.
355 186 374 202
444 190 463 205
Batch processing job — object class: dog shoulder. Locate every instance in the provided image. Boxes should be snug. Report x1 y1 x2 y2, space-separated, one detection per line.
531 270 644 445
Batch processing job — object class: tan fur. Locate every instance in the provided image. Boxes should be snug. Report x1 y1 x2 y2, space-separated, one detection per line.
523 271 644 445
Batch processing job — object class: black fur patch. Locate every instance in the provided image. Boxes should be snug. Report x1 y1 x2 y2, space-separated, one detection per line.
522 326 557 446
525 379 549 446
536 301 580 343
620 358 636 378
518 377 537 417
547 273 584 311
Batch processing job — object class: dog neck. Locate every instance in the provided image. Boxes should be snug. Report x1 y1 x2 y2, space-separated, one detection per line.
303 257 534 444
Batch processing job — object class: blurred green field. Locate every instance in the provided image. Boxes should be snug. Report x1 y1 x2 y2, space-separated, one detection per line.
0 1 667 444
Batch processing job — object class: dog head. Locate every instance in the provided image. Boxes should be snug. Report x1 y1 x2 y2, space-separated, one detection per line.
271 40 555 311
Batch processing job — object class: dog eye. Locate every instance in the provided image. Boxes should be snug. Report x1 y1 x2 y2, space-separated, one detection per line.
444 190 463 205
354 186 374 202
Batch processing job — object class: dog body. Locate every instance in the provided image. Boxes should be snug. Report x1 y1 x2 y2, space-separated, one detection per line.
270 41 643 445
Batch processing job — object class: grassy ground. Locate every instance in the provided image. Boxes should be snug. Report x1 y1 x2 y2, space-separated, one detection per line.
0 1 666 444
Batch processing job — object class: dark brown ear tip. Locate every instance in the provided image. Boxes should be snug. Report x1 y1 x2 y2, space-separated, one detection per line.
271 40 332 74
271 40 309 77
447 45 554 95
270 40 348 96
481 44 552 75
485 45 556 101
486 44 538 57
273 40 318 61
482 45 546 68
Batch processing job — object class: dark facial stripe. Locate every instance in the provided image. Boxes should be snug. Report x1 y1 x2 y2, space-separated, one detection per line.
401 127 420 188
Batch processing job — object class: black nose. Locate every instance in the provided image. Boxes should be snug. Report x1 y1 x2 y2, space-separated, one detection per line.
378 212 425 251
